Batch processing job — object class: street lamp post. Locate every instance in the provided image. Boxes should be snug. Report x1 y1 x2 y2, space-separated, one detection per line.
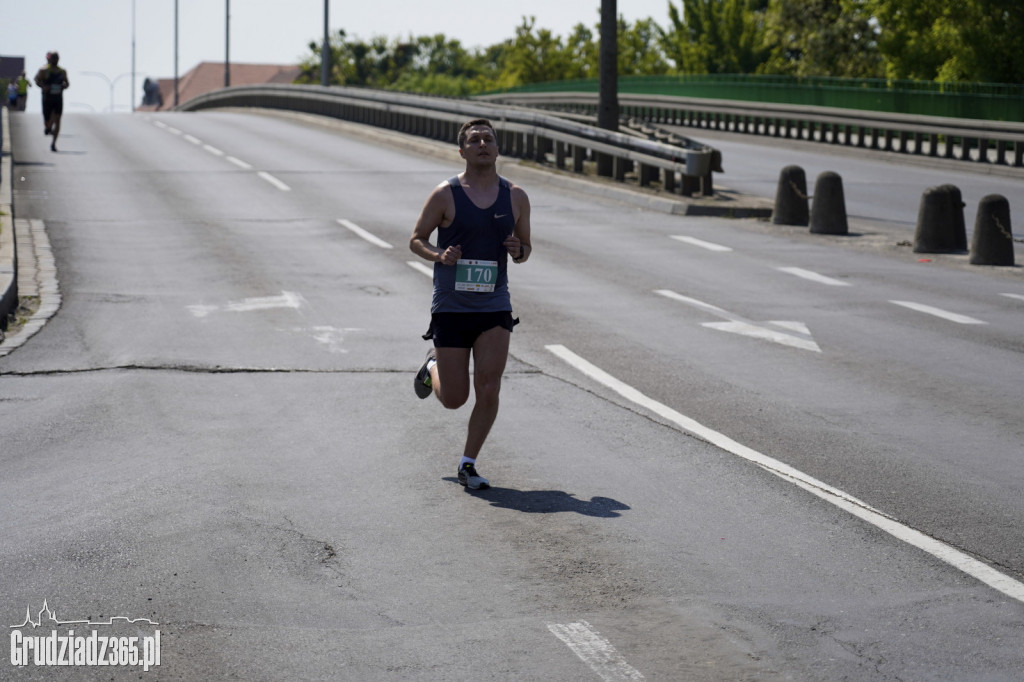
80 71 135 112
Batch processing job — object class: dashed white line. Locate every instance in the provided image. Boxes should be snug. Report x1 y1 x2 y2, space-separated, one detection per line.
183 134 202 145
669 235 732 252
202 144 224 157
1001 293 1024 302
257 171 291 192
890 300 986 325
166 127 182 136
407 260 434 277
547 621 645 681
778 266 851 286
226 156 253 170
545 343 1024 605
337 219 393 249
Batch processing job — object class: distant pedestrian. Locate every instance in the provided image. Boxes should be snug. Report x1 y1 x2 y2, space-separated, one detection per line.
16 73 31 111
6 82 17 109
34 52 69 152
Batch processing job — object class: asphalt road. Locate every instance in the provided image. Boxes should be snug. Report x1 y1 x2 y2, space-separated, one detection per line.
1 109 1022 680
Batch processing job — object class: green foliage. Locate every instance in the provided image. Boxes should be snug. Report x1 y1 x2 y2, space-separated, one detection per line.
293 2 1023 97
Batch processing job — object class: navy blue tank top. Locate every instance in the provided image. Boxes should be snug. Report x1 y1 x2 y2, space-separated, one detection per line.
431 176 514 313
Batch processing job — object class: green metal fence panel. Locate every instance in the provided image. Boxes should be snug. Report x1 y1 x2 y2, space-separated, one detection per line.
486 75 1024 122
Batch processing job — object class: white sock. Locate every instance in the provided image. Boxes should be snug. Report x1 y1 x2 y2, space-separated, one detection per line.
426 357 437 371
459 456 475 468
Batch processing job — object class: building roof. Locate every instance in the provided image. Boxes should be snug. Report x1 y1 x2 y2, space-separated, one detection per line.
138 61 302 111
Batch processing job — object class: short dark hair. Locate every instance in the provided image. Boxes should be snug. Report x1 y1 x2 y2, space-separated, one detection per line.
457 118 495 147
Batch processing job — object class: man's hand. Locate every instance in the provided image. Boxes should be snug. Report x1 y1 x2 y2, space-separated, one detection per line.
439 244 462 265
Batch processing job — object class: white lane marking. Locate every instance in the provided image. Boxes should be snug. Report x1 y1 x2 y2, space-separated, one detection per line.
407 261 434 277
203 144 224 157
337 219 393 249
670 235 732 252
288 326 363 354
547 621 645 682
188 291 305 318
890 300 986 325
183 134 202 145
257 171 291 192
778 266 851 286
152 120 167 129
226 156 253 170
1001 293 1024 302
166 127 182 136
545 344 1024 605
655 289 821 352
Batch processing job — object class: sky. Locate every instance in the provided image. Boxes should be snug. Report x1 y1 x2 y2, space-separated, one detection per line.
1 0 675 115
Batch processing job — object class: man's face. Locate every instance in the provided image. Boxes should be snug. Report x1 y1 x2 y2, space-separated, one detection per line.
460 125 498 162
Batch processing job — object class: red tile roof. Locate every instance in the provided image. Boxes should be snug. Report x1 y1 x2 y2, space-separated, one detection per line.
138 61 301 111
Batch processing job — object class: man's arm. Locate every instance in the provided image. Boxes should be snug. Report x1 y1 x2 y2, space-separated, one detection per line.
410 183 460 265
505 185 532 263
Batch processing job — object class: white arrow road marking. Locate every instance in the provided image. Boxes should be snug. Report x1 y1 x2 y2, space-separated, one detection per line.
546 344 1024 606
669 235 732 252
337 219 393 249
654 289 821 352
288 326 363 353
547 621 645 681
777 266 851 286
188 291 305 318
890 300 986 325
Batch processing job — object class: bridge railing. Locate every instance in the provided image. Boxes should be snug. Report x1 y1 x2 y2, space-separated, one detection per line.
477 91 1024 170
178 84 718 197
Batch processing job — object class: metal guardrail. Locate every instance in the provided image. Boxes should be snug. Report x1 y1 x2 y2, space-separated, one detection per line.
178 84 718 197
477 92 1024 170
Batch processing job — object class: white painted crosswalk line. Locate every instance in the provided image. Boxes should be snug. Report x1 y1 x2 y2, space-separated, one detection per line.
337 219 392 249
890 300 986 325
547 621 645 681
669 235 732 252
778 266 851 286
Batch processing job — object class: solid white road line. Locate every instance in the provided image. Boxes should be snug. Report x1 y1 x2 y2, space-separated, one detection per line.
336 219 393 249
257 171 291 192
545 344 1024 605
407 261 434 277
670 235 733 252
890 300 986 325
226 156 253 170
547 621 645 682
777 266 851 286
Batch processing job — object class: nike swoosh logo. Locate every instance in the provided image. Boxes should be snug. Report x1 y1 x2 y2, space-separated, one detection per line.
494 213 509 219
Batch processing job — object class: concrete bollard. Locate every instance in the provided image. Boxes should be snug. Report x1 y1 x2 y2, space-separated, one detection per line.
970 194 1015 266
809 171 848 235
773 165 809 226
913 185 966 253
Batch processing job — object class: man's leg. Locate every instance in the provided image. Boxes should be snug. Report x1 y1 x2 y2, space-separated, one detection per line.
430 346 471 409
50 113 61 150
463 325 510 460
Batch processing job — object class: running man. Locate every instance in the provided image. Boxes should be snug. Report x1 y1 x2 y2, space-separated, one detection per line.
35 52 69 152
410 118 532 490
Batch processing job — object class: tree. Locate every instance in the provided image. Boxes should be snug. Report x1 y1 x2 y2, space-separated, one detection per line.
760 0 882 78
659 0 771 74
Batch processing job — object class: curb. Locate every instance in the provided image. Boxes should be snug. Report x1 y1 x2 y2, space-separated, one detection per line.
0 106 17 333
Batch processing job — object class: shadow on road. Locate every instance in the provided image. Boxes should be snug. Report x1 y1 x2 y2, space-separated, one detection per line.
443 478 631 517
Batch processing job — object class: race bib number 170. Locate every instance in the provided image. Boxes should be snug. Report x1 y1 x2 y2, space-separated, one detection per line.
454 259 498 292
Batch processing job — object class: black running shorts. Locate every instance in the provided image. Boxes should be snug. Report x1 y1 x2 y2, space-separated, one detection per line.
423 311 518 348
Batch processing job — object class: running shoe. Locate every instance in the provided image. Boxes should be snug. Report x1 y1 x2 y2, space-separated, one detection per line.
414 347 436 399
458 462 490 490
